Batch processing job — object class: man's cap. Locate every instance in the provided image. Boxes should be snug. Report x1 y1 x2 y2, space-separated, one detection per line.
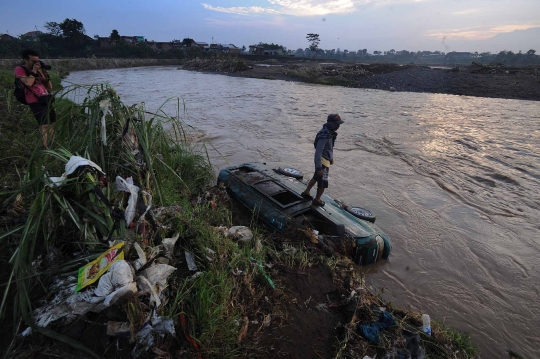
327 113 344 124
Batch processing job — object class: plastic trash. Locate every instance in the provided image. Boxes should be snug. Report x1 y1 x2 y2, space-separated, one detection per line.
115 176 139 224
283 246 298 255
137 275 161 307
422 314 431 335
185 251 198 272
49 155 105 185
99 99 111 145
75 242 125 292
358 311 396 345
161 233 179 257
107 321 131 336
94 260 133 297
143 264 176 290
138 190 153 223
33 267 137 328
227 226 253 243
132 314 176 357
403 330 427 359
132 242 147 270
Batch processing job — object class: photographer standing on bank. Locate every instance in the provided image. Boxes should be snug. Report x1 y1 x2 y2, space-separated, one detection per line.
15 49 56 149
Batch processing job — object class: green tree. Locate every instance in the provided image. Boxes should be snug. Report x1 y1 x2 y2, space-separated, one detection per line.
182 38 195 46
258 42 284 50
110 29 120 41
527 49 536 55
59 18 86 42
44 21 62 37
306 33 320 55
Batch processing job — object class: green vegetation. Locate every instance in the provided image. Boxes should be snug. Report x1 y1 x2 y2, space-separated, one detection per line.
0 72 283 358
257 42 286 51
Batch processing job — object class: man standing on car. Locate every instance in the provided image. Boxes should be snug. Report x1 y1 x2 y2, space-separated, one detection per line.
302 113 345 206
15 49 56 149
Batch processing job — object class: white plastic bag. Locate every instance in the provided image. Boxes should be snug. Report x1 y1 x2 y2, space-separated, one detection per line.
95 260 134 297
115 176 139 224
227 226 253 243
49 155 104 185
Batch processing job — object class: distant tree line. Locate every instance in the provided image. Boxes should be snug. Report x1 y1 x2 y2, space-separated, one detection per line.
294 46 539 66
0 18 210 59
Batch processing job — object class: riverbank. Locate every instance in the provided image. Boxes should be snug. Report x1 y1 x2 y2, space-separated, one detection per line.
2 56 538 101
0 58 183 74
0 70 479 358
181 58 540 101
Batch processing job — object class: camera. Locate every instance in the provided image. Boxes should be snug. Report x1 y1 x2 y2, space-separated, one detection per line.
39 60 52 70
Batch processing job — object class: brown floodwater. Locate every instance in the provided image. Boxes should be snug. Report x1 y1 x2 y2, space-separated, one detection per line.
64 67 540 358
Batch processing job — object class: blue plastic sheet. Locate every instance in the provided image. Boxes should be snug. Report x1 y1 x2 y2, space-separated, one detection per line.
358 311 396 344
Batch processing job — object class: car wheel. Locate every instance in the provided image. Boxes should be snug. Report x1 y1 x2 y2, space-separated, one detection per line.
345 206 376 223
277 167 303 180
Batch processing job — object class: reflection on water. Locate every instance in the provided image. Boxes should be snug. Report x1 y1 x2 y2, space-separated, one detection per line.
64 67 540 358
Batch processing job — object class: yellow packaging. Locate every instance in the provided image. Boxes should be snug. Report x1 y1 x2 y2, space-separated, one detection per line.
75 242 125 292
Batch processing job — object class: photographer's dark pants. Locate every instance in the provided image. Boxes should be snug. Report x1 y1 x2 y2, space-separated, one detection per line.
29 101 56 125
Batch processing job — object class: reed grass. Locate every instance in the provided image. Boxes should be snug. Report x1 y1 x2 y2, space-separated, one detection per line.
0 81 214 355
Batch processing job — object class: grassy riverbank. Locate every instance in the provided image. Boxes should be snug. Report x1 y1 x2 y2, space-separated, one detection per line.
0 71 478 358
0 58 183 73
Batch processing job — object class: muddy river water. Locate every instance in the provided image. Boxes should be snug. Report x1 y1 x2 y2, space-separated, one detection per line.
64 67 540 358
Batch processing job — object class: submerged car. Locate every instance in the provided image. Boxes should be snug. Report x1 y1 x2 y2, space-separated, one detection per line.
217 162 391 265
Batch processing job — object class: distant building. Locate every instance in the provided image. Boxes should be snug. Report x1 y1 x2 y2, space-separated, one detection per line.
228 44 241 54
22 31 42 41
120 36 145 44
148 41 173 51
0 33 17 41
96 35 146 48
249 45 265 54
209 43 241 54
263 49 282 56
446 51 472 59
194 41 208 49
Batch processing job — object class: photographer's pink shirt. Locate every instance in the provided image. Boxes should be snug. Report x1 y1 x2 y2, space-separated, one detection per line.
14 66 50 104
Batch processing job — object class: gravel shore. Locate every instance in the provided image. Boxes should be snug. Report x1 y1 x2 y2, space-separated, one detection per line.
217 60 540 101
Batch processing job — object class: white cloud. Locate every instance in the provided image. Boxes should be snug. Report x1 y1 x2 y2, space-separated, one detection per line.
201 3 282 16
451 9 478 16
202 0 428 18
267 0 356 16
205 17 287 28
427 24 540 40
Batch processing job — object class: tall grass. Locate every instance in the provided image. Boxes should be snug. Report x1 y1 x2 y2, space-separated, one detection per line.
0 83 214 343
163 202 274 358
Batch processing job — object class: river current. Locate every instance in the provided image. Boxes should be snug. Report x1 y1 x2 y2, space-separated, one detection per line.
64 67 540 358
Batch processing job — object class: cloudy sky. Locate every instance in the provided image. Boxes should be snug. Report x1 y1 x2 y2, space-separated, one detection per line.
2 0 539 52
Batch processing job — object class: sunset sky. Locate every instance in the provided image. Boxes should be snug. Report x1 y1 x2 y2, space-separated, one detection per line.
2 0 539 52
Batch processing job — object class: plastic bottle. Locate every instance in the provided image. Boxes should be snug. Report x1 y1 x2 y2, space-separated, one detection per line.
422 314 431 335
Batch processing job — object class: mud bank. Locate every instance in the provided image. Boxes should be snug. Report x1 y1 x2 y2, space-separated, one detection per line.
181 58 540 101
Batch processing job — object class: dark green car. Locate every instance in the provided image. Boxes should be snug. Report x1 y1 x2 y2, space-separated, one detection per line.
218 162 391 265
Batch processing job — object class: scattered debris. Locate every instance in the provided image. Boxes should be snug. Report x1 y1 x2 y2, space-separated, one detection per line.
358 310 396 344
75 242 125 291
185 251 199 272
227 225 253 243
